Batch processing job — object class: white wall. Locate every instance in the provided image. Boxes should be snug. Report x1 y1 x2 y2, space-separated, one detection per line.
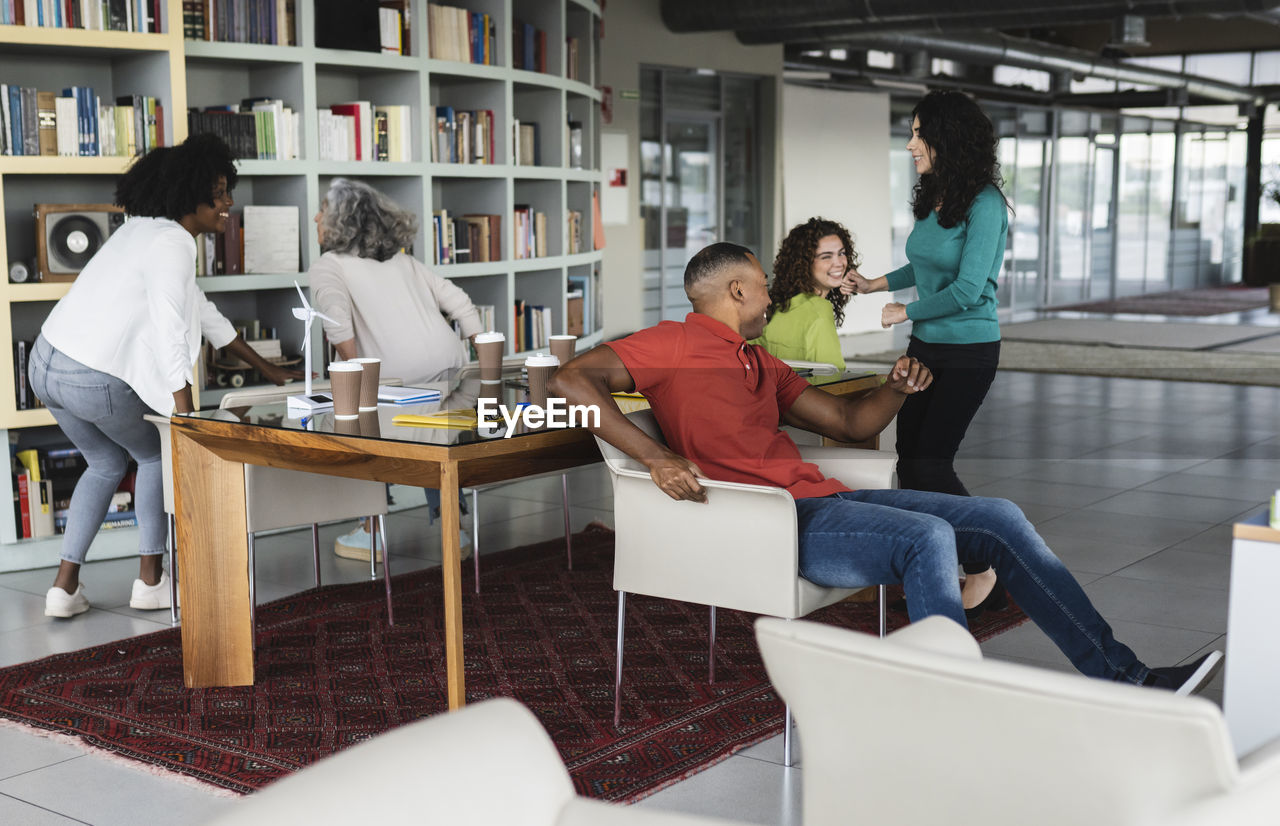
782 85 894 334
599 0 783 337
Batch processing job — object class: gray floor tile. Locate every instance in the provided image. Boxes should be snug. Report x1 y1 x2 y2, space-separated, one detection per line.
1115 548 1233 591
1166 523 1237 557
0 612 165 669
1136 471 1280 505
0 754 234 826
1014 459 1183 490
634 754 802 826
1034 532 1158 577
1084 490 1261 524
0 794 86 825
1082 576 1229 634
0 726 85 781
1035 508 1214 552
969 478 1124 510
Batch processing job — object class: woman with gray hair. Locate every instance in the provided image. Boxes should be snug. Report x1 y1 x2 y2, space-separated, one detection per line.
309 177 484 561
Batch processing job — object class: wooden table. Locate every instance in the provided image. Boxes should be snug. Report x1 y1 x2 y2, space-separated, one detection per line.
170 371 882 707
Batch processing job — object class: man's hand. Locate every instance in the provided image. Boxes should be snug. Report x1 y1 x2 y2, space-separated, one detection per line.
646 452 708 503
884 356 932 395
881 302 909 328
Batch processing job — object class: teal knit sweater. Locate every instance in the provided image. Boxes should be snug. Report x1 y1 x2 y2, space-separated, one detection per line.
884 184 1008 344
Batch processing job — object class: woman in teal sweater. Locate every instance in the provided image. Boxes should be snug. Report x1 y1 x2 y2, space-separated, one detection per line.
851 90 1010 618
751 217 859 379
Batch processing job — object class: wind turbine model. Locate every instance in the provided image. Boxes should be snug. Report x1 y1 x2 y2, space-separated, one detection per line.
287 280 336 411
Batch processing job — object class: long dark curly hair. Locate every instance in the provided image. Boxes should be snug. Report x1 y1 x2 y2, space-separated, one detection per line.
769 218 859 327
909 91 1008 229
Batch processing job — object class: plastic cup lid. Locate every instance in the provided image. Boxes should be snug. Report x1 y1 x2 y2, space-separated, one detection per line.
474 331 505 344
524 353 560 367
328 362 362 372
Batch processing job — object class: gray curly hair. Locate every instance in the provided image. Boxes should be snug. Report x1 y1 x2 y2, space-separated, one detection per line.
319 178 418 261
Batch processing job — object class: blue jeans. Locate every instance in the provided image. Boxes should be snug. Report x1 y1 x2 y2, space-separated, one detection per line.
27 335 167 565
796 489 1150 685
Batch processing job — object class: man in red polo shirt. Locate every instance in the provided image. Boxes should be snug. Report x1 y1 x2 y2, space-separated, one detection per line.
549 242 1221 695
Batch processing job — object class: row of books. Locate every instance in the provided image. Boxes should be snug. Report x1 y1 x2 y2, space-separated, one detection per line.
317 102 412 162
427 3 495 64
512 119 541 166
514 299 552 353
512 19 548 74
194 204 299 275
379 3 409 55
567 209 585 255
568 272 596 338
12 340 43 411
1 86 162 157
0 0 161 31
513 205 548 260
566 37 583 82
188 99 300 161
11 445 134 539
181 0 296 45
431 107 494 164
431 210 501 265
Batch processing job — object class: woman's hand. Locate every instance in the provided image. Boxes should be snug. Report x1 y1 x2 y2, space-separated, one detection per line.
260 363 304 386
845 271 880 294
881 302 909 328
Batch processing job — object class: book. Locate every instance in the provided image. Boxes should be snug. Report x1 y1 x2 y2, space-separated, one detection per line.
242 205 299 273
35 90 56 155
377 385 443 404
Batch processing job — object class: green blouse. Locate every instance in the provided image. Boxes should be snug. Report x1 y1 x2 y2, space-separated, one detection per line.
750 292 844 381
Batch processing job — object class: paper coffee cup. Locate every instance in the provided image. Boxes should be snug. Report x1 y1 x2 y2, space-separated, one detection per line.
474 331 505 383
548 335 576 365
328 362 362 419
476 378 503 406
524 353 559 411
358 409 381 438
351 357 381 411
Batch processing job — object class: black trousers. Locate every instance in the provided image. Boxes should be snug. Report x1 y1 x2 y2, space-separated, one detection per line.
895 336 1000 575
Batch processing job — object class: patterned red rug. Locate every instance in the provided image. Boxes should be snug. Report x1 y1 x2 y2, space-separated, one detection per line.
1049 285 1269 316
0 525 1027 801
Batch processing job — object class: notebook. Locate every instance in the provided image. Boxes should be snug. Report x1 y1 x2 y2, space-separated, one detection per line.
377 386 443 404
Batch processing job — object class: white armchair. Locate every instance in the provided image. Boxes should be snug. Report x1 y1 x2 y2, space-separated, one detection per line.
199 698 747 826
595 409 897 765
756 615 1280 826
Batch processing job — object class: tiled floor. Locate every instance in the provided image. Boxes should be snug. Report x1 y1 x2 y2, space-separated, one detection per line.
0 365 1267 824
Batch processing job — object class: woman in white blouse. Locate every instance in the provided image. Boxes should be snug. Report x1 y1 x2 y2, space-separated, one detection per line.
30 135 298 619
309 178 483 561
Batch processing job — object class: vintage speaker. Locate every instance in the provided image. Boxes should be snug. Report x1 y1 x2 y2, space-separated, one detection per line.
34 203 126 282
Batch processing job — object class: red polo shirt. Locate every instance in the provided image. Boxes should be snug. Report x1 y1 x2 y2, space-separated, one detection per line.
606 313 850 500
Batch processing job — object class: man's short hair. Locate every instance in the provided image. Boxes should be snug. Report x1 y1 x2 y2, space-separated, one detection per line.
683 242 756 291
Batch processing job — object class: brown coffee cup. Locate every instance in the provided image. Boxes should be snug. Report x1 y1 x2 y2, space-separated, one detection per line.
476 379 503 408
351 357 381 411
334 415 361 435
524 353 560 411
329 362 362 419
548 335 576 365
474 331 505 383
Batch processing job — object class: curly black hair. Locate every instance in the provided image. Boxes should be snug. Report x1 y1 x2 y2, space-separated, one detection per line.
114 133 238 220
769 218 859 327
909 91 1008 229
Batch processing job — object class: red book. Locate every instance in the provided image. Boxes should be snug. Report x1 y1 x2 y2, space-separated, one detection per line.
155 101 164 146
329 104 363 160
14 1 24 24
17 472 31 539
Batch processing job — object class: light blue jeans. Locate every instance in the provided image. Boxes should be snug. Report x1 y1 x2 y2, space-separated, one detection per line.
796 489 1150 685
27 335 166 565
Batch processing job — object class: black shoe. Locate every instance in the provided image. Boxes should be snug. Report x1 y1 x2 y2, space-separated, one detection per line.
1144 651 1224 696
963 582 1008 621
887 597 908 613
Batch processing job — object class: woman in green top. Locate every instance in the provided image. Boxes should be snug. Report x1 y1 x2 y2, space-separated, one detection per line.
751 217 859 379
851 90 1010 618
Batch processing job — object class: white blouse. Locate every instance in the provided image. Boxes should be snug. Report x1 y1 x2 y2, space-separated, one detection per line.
41 216 237 415
309 251 483 385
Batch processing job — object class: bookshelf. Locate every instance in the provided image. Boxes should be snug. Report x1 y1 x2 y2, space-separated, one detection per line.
0 0 604 549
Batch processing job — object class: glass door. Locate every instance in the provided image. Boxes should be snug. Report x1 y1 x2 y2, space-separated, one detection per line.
1088 140 1117 300
658 116 719 322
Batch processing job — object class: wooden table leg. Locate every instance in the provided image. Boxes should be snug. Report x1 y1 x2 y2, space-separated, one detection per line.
173 426 254 687
440 461 465 709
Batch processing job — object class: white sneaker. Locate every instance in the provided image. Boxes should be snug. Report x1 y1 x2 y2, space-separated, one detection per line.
334 524 384 563
130 572 172 610
426 528 474 563
45 584 90 618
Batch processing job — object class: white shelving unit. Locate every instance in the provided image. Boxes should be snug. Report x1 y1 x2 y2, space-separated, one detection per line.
0 0 603 553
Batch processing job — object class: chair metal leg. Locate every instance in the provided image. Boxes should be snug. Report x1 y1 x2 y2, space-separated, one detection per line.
368 517 377 580
311 523 321 588
614 591 627 727
783 704 795 767
168 514 178 626
472 489 481 594
247 531 256 651
878 584 887 638
708 605 717 684
561 473 572 570
377 515 394 626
